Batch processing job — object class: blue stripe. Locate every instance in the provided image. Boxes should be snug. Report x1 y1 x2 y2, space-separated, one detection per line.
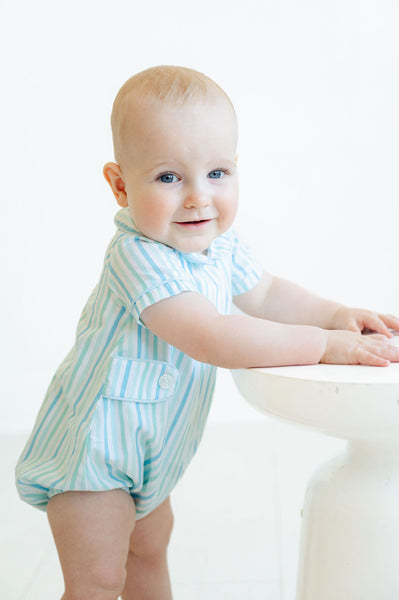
137 325 142 358
132 488 158 501
21 386 63 462
120 359 133 397
164 370 195 446
133 404 144 490
16 481 50 492
72 306 126 411
103 400 123 485
108 262 132 304
76 280 104 341
136 243 175 296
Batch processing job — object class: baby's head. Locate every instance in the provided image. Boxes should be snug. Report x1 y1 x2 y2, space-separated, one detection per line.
104 66 239 254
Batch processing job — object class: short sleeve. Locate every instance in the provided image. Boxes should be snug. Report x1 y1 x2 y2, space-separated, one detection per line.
107 235 196 324
230 230 263 296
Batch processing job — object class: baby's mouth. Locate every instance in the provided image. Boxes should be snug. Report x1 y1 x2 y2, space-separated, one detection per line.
175 219 212 228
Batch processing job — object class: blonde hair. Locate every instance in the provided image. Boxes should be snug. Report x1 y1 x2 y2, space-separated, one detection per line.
110 65 236 165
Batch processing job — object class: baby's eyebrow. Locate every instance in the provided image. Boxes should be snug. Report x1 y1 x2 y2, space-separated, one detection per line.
210 159 237 172
142 162 172 175
217 159 237 169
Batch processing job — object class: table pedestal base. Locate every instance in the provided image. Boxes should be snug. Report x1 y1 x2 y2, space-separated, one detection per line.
296 441 399 599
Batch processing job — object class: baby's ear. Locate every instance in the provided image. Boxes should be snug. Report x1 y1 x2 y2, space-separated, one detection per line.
103 162 128 207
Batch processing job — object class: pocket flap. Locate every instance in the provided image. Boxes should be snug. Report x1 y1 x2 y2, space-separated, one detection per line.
103 356 180 403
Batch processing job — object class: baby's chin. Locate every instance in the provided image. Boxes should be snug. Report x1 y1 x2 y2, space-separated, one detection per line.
168 240 210 254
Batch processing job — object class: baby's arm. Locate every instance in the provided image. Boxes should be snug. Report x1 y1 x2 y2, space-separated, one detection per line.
235 271 399 336
141 292 325 368
141 290 399 369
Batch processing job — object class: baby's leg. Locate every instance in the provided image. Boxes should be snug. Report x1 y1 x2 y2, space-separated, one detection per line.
121 496 174 600
47 489 135 600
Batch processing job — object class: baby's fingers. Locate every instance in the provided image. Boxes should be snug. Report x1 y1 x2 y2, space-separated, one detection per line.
362 314 392 337
384 341 399 362
365 333 388 342
356 349 390 367
380 313 399 334
360 338 399 366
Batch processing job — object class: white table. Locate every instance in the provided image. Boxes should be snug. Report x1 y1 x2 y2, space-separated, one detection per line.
232 343 399 599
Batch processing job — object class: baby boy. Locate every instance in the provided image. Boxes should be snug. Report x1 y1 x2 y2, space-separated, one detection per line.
16 65 399 600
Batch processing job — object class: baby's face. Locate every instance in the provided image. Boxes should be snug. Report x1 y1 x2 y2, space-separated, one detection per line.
116 98 238 254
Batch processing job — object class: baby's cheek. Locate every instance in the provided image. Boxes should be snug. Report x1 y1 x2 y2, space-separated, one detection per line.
220 196 238 226
148 204 170 230
134 197 158 224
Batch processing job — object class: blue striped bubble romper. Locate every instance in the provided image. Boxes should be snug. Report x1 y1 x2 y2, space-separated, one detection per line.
16 208 262 519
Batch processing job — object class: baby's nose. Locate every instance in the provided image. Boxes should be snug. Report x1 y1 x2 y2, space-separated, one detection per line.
183 190 210 208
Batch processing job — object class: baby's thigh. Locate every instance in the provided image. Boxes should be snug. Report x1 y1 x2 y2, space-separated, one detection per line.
47 489 136 596
129 496 174 559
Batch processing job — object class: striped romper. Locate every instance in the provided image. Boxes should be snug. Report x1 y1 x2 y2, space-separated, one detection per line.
16 208 262 519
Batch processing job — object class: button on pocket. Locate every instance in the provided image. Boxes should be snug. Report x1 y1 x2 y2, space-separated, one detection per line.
158 374 171 390
102 356 180 403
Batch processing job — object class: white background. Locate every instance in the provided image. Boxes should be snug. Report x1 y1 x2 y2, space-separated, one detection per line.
1 0 398 431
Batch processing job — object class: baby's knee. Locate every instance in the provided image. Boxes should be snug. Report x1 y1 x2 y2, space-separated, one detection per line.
64 564 127 600
92 561 127 595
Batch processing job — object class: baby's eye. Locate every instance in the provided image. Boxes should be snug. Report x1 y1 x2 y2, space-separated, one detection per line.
208 170 225 179
158 173 179 183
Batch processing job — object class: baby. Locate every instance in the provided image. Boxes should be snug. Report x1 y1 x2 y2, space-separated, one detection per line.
16 65 399 600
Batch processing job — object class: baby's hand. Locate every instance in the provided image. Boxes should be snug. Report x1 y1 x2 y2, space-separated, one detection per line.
321 330 399 367
330 307 399 338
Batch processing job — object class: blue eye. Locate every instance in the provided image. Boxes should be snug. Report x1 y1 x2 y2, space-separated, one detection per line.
208 170 225 179
158 173 178 183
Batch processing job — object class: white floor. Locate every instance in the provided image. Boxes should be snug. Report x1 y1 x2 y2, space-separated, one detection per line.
2 420 344 599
